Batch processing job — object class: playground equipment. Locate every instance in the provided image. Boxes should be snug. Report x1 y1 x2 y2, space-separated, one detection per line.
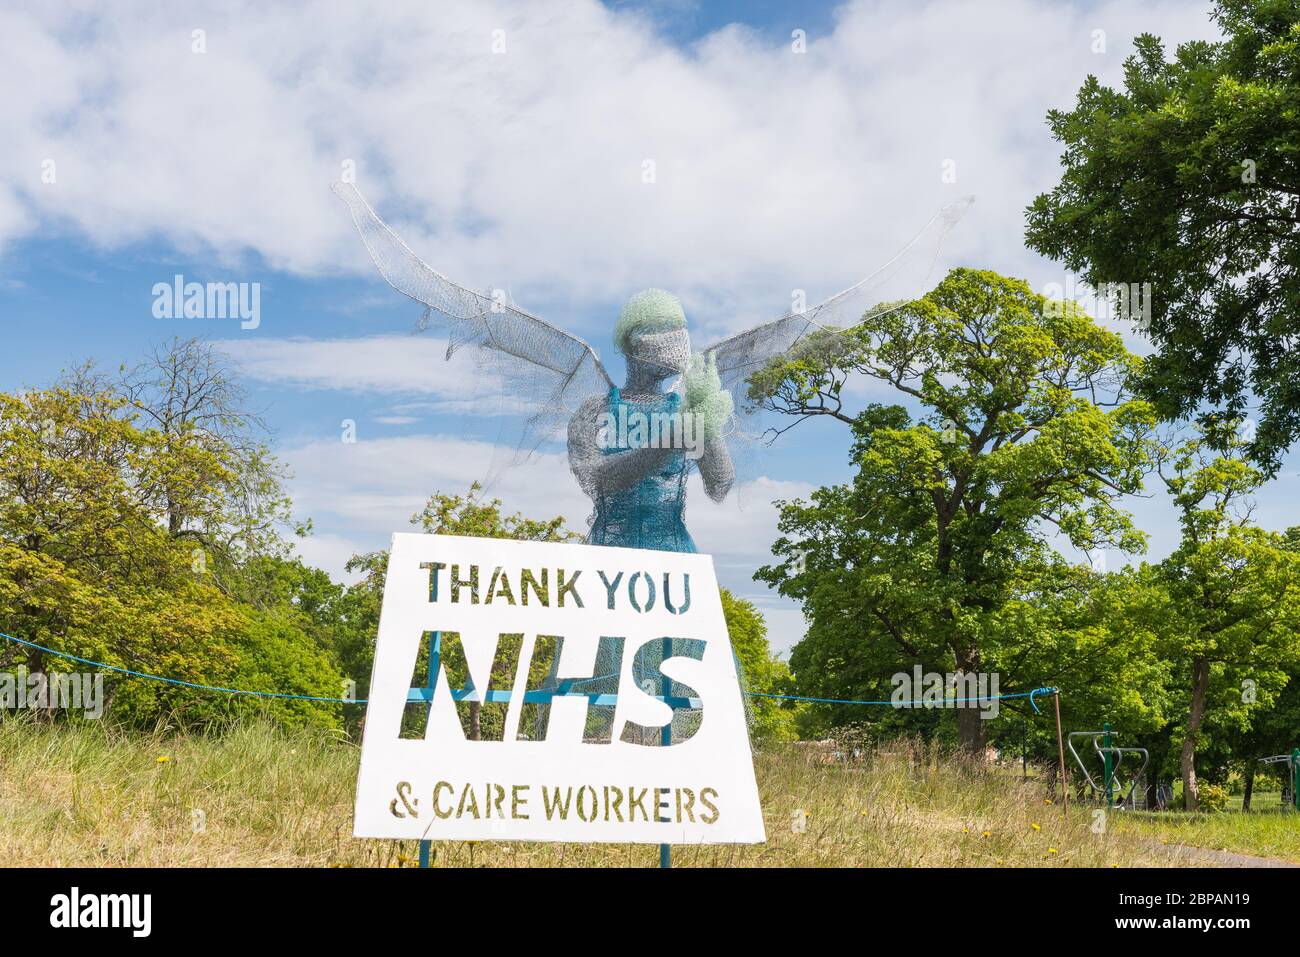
1258 749 1300 810
1067 723 1149 809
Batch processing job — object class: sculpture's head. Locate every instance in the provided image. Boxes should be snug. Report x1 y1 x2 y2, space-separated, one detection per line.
614 289 691 379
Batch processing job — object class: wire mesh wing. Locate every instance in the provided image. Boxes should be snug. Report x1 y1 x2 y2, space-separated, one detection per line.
700 196 974 418
333 182 613 482
688 196 972 505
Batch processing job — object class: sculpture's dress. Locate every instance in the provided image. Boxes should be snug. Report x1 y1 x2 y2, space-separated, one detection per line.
580 387 702 753
587 387 696 554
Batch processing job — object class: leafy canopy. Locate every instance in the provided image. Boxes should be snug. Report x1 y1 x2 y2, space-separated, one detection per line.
1025 0 1300 469
755 268 1158 750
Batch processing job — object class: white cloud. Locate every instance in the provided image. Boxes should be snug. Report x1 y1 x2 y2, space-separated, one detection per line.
291 532 369 582
218 336 548 423
283 434 589 548
220 335 471 396
3 0 1235 656
1 0 1219 339
685 473 812 571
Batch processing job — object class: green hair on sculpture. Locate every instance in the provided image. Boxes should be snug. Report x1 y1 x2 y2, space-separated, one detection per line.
614 289 687 354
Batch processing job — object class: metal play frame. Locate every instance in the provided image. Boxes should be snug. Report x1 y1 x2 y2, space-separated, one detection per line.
1067 723 1149 810
1258 749 1300 810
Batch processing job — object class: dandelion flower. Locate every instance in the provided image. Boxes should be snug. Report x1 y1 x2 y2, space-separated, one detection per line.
1030 823 1041 831
156 756 171 764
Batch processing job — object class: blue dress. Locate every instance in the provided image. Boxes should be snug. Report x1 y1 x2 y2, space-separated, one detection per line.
587 387 697 554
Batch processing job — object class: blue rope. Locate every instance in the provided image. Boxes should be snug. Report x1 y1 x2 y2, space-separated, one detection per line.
0 631 363 704
0 631 1058 712
749 687 1058 712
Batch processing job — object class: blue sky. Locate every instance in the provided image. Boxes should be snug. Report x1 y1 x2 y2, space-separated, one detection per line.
3 0 1294 654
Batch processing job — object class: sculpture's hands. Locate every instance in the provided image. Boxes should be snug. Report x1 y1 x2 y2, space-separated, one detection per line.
682 354 736 503
683 353 734 440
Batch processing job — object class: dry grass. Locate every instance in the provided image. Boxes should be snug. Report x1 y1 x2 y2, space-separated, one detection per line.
0 718 1205 867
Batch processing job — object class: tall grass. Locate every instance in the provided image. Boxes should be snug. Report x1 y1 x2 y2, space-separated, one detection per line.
0 718 1203 867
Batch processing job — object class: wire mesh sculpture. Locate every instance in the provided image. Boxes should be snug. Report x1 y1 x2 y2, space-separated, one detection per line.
334 181 970 741
334 181 971 550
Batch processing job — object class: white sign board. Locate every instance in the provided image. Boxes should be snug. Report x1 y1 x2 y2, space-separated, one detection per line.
354 533 766 845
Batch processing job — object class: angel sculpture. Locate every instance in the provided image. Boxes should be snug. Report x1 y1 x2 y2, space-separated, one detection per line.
333 182 970 557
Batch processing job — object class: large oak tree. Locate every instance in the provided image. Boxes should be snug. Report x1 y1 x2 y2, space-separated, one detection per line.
756 268 1157 753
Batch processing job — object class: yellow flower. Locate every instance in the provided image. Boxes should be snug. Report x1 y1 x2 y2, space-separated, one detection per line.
982 831 990 838
1044 798 1053 805
1030 823 1041 831
156 756 171 763
1048 847 1058 854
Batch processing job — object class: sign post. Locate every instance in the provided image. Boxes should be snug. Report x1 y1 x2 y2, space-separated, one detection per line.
355 533 766 858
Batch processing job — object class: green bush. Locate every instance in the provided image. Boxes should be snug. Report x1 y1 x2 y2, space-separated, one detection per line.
1198 782 1229 813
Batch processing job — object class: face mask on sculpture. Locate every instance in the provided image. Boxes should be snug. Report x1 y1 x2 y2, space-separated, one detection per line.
615 289 692 380
623 326 692 379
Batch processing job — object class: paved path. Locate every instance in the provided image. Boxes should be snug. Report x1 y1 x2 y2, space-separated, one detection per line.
1150 840 1298 868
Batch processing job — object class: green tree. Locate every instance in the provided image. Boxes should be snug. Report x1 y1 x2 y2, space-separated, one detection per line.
1025 0 1300 468
0 373 340 731
0 383 231 691
119 337 295 565
1227 664 1300 810
719 589 798 743
1136 427 1300 809
756 268 1157 753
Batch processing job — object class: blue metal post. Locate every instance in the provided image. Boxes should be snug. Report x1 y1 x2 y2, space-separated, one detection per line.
420 631 440 869
660 636 671 869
